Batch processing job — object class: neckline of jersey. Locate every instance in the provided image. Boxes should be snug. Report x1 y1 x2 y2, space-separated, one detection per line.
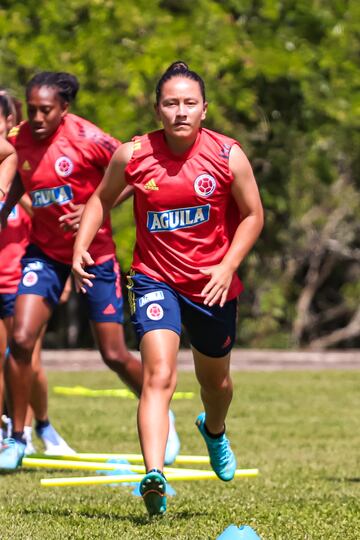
158 128 202 161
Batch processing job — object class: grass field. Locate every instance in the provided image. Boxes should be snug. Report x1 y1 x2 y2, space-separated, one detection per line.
1 369 359 539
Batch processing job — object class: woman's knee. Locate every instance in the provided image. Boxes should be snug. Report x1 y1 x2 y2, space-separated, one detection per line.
144 364 177 393
11 328 37 361
100 345 131 369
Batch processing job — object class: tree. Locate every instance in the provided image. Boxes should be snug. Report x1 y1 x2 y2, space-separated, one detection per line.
0 0 358 348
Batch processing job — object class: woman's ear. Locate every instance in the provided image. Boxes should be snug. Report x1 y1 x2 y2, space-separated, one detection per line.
201 101 208 121
60 101 69 118
6 114 14 131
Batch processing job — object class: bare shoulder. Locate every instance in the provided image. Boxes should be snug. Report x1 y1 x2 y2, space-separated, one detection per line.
229 144 254 177
112 141 135 166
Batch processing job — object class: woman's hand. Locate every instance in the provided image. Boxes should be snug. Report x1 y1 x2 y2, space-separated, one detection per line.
72 250 95 293
200 263 234 307
59 202 85 233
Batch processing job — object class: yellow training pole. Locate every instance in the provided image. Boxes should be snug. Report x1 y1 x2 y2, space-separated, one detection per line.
24 458 145 473
41 469 259 487
23 458 210 476
33 453 210 464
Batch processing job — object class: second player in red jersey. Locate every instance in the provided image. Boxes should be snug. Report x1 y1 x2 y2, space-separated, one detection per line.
8 112 118 265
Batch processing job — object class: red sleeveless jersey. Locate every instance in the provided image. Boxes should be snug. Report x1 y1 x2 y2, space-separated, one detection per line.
0 203 31 293
125 128 243 302
8 114 119 265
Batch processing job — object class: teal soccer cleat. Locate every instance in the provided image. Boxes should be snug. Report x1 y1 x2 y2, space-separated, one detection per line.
0 438 25 471
140 469 167 516
195 412 236 481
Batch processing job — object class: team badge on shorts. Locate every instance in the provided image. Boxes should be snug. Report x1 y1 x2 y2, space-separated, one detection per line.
55 156 74 177
194 174 216 197
146 303 164 321
22 271 38 287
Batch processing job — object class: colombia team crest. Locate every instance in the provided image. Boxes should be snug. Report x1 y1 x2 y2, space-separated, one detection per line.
22 271 38 287
194 174 216 197
55 156 74 177
146 303 164 321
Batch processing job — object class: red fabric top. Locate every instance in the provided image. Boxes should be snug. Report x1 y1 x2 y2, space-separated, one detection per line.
0 203 31 293
8 114 120 265
125 127 243 302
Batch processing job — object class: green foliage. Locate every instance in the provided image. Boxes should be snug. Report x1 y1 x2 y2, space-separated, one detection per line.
1 0 359 347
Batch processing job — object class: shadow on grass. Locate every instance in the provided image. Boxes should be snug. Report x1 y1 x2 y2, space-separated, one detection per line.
327 477 360 483
20 506 208 525
0 468 41 476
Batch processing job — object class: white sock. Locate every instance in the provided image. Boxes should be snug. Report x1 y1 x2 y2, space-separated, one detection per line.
24 425 33 444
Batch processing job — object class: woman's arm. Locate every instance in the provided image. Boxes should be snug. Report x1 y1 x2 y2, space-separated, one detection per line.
0 138 17 199
72 141 133 292
201 144 264 307
19 193 34 218
0 172 25 230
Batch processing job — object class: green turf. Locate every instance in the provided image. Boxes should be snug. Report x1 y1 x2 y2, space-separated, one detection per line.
1 370 359 539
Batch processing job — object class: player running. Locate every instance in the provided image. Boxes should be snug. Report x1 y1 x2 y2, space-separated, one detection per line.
72 61 264 516
0 91 74 455
0 72 180 470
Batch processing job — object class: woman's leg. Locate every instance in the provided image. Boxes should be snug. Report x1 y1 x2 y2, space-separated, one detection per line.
192 347 233 434
138 329 179 471
0 317 9 437
29 325 48 421
91 321 143 397
5 294 52 436
192 347 236 482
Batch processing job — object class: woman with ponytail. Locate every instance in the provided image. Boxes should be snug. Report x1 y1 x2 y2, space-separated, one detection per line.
73 61 264 516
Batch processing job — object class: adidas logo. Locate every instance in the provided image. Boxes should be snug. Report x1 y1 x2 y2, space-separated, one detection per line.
144 179 159 191
22 160 31 171
103 303 116 315
8 126 20 137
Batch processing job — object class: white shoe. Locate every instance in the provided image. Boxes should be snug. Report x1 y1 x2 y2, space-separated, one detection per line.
24 441 36 455
24 426 36 455
36 423 76 456
164 410 180 465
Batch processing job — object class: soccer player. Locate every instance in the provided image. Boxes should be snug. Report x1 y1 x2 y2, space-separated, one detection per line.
72 61 264 515
0 91 74 455
0 71 180 469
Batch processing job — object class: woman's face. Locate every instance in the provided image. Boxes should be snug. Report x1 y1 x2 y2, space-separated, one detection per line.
27 85 68 140
156 76 207 141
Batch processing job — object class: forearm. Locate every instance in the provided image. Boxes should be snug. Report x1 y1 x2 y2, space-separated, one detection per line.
221 212 263 272
19 194 33 217
73 194 110 255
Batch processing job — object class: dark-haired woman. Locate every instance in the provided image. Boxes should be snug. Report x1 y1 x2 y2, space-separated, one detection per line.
73 61 264 516
0 90 75 456
0 91 75 456
0 71 180 469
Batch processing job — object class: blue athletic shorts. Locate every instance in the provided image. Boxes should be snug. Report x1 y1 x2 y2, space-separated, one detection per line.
127 272 238 358
18 244 124 324
0 293 16 319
